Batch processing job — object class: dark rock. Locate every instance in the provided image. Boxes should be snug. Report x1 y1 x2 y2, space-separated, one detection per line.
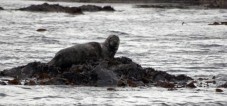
156 81 175 88
0 81 6 85
2 66 25 78
24 80 36 85
107 87 116 91
218 82 227 88
208 22 220 25
186 81 196 88
93 64 118 87
19 3 83 14
2 62 60 79
205 80 215 84
0 7 3 10
0 57 193 86
117 79 127 87
103 6 115 11
79 5 102 12
8 79 21 85
216 88 223 92
127 79 138 87
36 28 47 32
79 5 115 12
221 22 227 25
18 3 115 14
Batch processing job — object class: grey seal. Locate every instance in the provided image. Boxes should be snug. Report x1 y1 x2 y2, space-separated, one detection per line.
48 35 120 68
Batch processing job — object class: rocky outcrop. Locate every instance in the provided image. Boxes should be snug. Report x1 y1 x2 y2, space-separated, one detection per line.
0 57 192 87
18 3 115 14
0 7 4 10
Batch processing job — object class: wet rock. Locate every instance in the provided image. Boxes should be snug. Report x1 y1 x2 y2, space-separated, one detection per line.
19 3 83 14
155 81 175 88
205 80 216 84
208 22 227 25
36 28 47 32
8 79 21 85
216 88 223 92
93 64 118 87
221 22 227 25
208 22 220 25
2 62 60 79
0 7 3 10
0 57 193 86
218 82 227 88
103 6 115 11
18 3 115 14
127 79 138 87
117 79 127 87
0 81 6 85
24 80 36 85
186 81 196 88
79 5 102 12
79 5 115 12
107 87 116 91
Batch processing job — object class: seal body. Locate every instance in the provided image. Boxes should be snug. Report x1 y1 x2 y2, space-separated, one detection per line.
48 35 119 68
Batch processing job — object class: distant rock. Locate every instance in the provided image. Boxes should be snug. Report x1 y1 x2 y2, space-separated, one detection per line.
17 3 115 14
0 81 6 85
135 4 188 9
18 3 83 14
0 7 3 10
216 88 224 93
36 28 47 32
218 82 227 88
208 22 220 25
107 87 116 91
186 81 197 88
79 5 115 12
209 22 227 25
103 6 115 11
221 22 227 25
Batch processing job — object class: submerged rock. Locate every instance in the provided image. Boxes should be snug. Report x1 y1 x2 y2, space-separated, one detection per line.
0 57 192 87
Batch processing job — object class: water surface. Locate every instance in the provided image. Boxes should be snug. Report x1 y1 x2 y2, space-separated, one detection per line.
0 0 227 105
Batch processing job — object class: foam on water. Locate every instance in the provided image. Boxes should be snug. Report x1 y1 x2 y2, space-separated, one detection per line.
0 0 227 105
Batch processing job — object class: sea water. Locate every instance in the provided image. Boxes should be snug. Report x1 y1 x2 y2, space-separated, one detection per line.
0 0 227 105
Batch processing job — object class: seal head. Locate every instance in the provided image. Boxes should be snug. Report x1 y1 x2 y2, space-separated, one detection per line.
102 35 120 59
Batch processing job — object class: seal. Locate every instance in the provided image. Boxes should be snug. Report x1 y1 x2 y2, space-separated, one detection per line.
48 35 120 68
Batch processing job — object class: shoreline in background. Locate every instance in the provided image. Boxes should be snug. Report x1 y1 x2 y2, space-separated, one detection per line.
32 0 200 4
32 0 227 8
